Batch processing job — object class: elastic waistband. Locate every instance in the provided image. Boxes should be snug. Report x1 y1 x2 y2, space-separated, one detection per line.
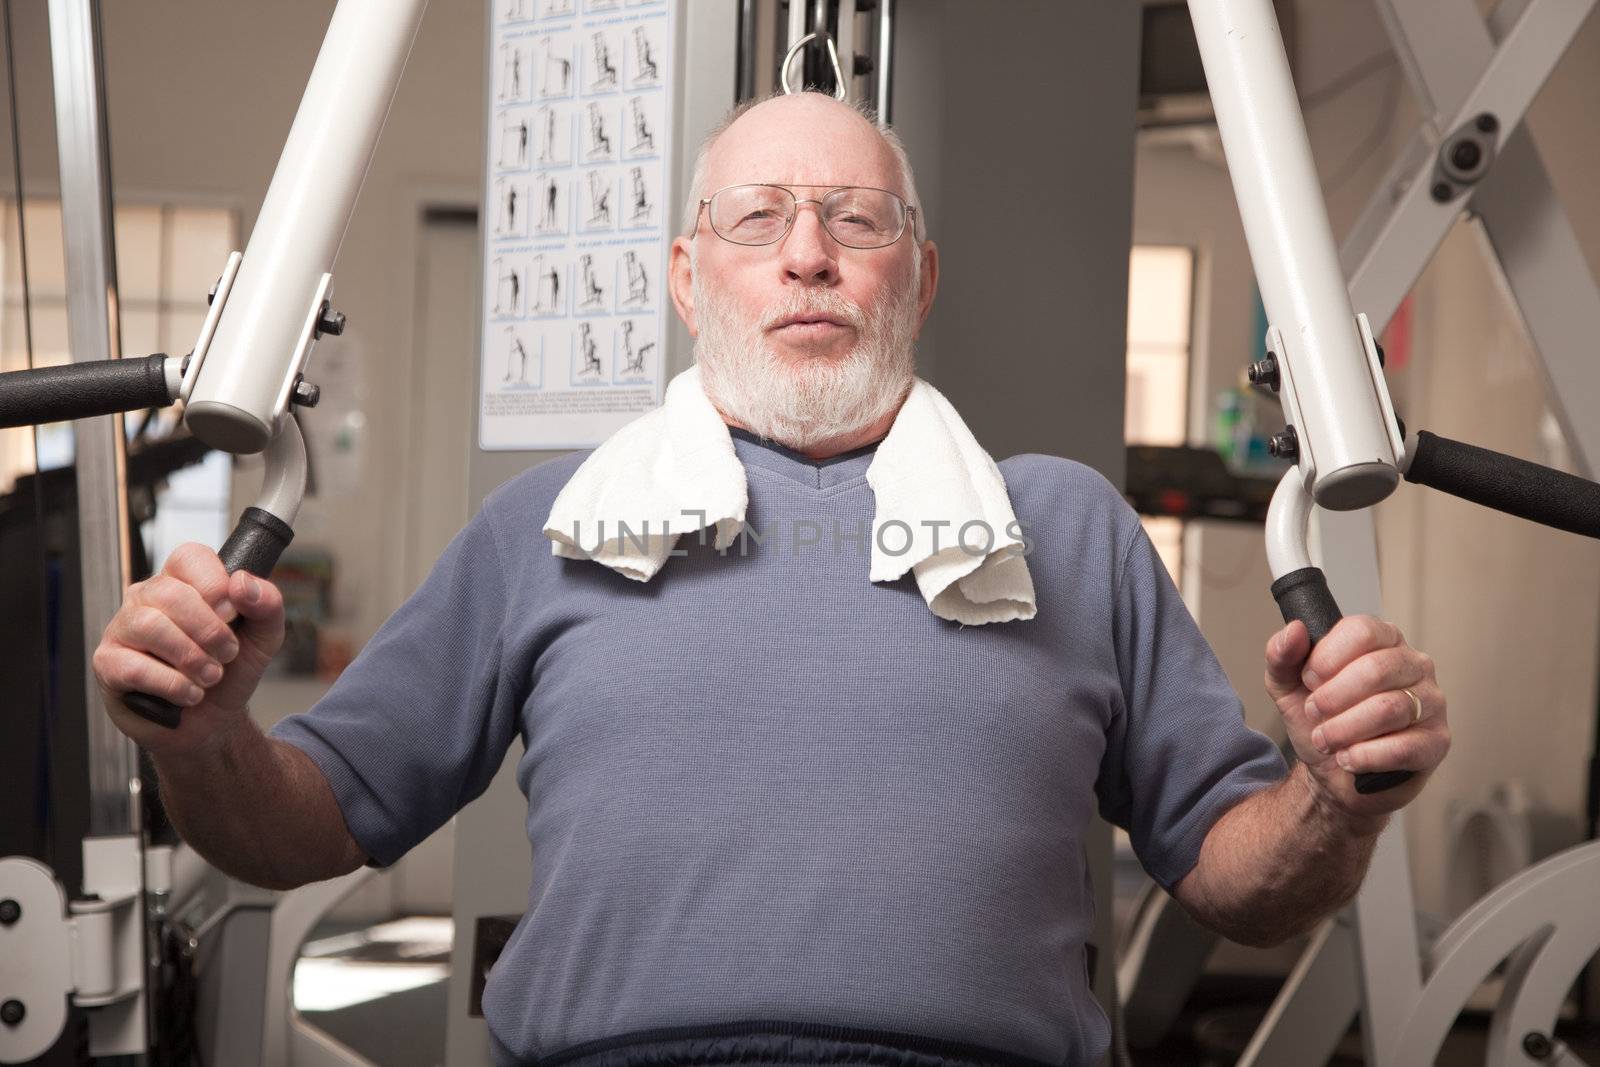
534 1021 1060 1067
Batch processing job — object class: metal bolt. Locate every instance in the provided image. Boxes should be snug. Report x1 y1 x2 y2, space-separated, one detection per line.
0 899 17 926
1451 140 1482 172
292 378 321 409
1268 426 1299 460
0 1000 23 1027
1431 181 1454 202
1247 354 1280 391
1523 1031 1553 1059
316 304 347 337
1475 112 1499 134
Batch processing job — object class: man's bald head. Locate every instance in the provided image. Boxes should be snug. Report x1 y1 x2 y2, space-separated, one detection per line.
681 91 924 242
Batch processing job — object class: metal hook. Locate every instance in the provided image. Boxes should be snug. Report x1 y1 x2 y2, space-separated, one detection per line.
780 31 846 100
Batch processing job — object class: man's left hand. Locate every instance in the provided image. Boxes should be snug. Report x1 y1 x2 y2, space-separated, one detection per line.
1264 615 1450 823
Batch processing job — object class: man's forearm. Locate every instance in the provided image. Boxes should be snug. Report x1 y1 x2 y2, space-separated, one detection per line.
150 718 368 891
1173 762 1388 948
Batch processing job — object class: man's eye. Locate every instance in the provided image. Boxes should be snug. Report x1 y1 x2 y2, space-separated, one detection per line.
833 213 880 230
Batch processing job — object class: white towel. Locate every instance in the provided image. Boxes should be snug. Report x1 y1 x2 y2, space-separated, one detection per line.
543 364 1036 625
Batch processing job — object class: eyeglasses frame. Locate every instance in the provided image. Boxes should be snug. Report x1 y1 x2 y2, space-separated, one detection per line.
691 182 919 249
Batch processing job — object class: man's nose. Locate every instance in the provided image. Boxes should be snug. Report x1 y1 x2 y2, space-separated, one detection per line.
778 201 838 285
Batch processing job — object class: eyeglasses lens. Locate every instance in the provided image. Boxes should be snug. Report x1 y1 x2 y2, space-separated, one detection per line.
709 185 905 248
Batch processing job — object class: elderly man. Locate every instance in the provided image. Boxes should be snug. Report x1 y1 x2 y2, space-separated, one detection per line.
94 91 1448 1067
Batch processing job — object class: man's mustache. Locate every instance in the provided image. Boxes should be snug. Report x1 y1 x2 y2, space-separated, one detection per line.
758 291 868 332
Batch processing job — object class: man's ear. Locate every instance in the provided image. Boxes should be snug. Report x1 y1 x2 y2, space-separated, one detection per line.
669 236 697 337
914 239 939 338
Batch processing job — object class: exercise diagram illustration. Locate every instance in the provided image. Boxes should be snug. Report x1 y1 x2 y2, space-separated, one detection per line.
536 104 570 165
585 102 614 160
497 42 529 101
628 96 655 155
585 169 613 228
500 325 539 386
619 249 649 307
530 253 563 315
484 7 669 443
577 322 602 377
494 178 527 237
492 256 525 317
535 173 565 233
627 167 653 226
498 112 531 169
618 319 654 376
577 252 607 311
538 36 572 97
630 26 659 85
588 31 619 92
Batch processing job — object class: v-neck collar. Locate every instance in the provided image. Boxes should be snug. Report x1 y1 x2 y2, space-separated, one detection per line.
727 425 880 490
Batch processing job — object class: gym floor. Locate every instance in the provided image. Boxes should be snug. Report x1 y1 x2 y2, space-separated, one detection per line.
1130 972 1600 1065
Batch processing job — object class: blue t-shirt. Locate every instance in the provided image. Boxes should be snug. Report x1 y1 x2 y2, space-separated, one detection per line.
270 430 1286 1066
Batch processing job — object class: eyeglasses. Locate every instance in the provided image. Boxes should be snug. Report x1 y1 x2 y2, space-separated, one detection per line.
694 183 916 249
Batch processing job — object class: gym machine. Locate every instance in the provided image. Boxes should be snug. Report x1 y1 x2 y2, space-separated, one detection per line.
0 0 427 1061
1122 1 1600 1064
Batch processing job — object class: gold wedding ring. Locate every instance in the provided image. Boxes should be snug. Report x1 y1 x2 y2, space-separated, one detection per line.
1403 687 1423 725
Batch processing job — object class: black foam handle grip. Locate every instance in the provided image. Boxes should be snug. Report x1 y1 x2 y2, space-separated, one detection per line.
1405 430 1600 539
1270 566 1414 795
218 507 295 578
0 355 173 429
122 508 295 730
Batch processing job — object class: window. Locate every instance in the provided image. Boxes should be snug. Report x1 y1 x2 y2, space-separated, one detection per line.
0 199 238 568
1125 244 1195 583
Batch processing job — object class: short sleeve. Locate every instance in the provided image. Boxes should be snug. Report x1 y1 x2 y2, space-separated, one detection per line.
1095 517 1288 892
269 506 523 868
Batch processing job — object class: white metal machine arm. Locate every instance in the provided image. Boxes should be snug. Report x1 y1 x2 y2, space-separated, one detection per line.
1185 0 1413 796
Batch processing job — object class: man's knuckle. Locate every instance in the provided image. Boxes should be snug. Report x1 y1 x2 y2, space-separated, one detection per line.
1343 743 1368 773
1351 653 1384 693
1391 690 1415 729
212 630 238 657
131 605 167 640
1379 647 1411 682
138 573 171 602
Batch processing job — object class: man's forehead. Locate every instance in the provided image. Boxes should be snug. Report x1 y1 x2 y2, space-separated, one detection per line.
706 96 899 191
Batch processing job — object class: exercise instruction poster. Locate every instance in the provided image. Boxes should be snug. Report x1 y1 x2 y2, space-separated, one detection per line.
481 0 673 450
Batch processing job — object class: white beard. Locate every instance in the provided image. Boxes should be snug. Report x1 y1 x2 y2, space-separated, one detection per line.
691 264 920 453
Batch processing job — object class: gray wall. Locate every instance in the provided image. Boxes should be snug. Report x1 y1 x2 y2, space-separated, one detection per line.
900 2 1139 484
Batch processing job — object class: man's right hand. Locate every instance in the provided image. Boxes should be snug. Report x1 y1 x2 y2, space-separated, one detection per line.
92 542 285 752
